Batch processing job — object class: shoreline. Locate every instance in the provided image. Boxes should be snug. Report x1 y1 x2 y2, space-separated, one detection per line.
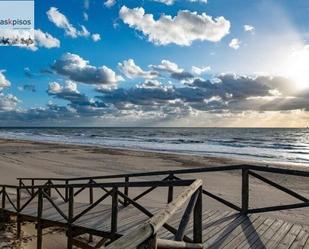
0 137 309 170
0 137 309 171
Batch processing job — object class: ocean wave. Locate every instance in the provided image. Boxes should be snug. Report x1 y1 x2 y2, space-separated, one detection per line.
0 128 309 165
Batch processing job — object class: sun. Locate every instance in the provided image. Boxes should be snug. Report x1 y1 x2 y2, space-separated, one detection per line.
284 45 309 90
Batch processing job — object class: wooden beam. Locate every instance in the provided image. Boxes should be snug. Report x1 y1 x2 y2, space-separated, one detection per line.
16 188 21 239
175 190 199 241
124 176 129 207
241 167 249 214
67 187 74 249
1 186 5 209
72 190 113 223
157 239 203 249
117 190 192 243
248 202 309 213
111 187 118 236
202 189 241 211
249 170 308 202
193 187 202 243
37 189 43 249
168 174 174 203
106 179 202 249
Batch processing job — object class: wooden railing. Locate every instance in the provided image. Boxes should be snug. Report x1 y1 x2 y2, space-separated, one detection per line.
17 164 309 214
106 179 203 249
0 179 203 249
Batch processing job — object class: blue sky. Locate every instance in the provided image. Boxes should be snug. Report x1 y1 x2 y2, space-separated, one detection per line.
1 0 309 127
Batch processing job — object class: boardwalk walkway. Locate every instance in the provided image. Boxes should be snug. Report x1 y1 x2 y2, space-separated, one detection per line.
1 164 309 248
4 199 309 248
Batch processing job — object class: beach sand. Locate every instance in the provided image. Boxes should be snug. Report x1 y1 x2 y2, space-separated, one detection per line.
0 138 308 248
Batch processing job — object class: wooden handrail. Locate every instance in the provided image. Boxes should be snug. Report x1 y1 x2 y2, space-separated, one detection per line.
6 179 195 190
106 179 203 249
16 164 309 183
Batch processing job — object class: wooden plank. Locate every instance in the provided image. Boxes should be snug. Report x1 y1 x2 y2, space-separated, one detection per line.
211 214 260 249
304 234 309 249
275 224 302 249
222 215 267 249
249 219 285 249
289 230 309 249
263 221 293 249
202 212 241 242
237 218 276 249
204 214 250 248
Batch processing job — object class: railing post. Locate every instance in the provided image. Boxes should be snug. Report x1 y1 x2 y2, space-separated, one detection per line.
37 188 43 249
167 174 174 203
124 176 129 207
16 187 21 239
65 180 69 202
31 179 35 197
47 180 52 197
241 166 249 214
89 179 94 204
2 186 5 209
67 187 74 249
111 187 118 237
89 180 94 243
193 187 202 243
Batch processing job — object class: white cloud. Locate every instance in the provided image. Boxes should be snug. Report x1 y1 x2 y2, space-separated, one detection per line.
104 0 116 8
79 25 90 37
119 6 230 46
191 66 211 75
48 81 78 94
229 38 241 50
118 59 158 79
52 53 123 85
189 0 208 3
154 0 174 5
0 93 20 111
150 60 183 73
0 71 10 90
244 24 255 34
153 0 207 5
34 29 60 49
91 33 101 42
47 7 96 41
47 7 78 38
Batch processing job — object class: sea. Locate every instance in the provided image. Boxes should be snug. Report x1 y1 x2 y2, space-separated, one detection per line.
0 127 309 166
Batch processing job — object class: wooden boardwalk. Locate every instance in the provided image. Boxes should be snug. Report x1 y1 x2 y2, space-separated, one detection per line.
4 198 309 248
1 164 309 248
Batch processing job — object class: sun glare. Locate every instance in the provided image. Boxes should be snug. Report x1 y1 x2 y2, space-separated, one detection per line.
284 45 309 90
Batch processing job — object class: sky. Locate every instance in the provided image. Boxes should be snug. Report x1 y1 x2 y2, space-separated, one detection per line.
1 0 309 127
